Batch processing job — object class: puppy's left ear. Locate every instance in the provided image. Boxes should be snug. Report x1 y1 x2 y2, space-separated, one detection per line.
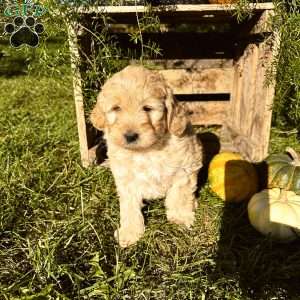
90 94 106 130
165 88 189 137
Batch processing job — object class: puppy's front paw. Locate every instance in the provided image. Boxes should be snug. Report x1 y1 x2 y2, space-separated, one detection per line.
167 210 195 229
114 226 145 248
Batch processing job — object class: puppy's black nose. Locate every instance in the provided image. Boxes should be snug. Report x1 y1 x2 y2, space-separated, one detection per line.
124 131 139 143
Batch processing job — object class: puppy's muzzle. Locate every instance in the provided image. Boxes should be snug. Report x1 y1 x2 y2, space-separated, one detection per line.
124 131 139 144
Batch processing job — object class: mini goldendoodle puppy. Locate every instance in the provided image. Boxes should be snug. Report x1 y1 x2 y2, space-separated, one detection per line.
91 65 203 247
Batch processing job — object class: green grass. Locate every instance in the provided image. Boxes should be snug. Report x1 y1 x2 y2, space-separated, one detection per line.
1 12 300 300
271 0 300 131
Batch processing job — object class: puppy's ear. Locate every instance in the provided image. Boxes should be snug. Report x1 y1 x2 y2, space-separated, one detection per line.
90 94 105 130
165 88 188 137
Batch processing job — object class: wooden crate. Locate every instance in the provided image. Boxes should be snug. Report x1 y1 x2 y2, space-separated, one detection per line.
68 3 278 167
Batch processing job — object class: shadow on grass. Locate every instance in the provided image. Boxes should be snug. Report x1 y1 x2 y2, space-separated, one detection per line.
74 128 300 298
196 131 221 190
0 56 30 77
212 160 300 299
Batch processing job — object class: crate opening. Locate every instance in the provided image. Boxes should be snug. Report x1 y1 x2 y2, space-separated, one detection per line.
176 93 230 102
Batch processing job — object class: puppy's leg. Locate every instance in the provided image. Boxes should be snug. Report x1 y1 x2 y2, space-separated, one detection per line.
165 171 198 228
114 189 144 248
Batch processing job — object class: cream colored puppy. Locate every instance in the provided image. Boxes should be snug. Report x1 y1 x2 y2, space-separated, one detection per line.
90 65 202 247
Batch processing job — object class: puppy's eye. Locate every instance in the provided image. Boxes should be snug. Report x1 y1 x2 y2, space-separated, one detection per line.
143 106 153 112
111 105 121 112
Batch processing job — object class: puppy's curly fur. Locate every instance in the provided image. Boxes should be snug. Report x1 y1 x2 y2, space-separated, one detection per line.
91 65 203 247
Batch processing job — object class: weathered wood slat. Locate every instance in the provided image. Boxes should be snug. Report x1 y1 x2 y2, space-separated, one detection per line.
159 68 233 94
184 101 229 125
68 23 90 167
146 58 233 69
75 3 274 24
76 3 274 14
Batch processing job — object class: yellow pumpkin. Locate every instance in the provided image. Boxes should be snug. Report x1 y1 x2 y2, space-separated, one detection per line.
248 188 300 241
208 152 258 202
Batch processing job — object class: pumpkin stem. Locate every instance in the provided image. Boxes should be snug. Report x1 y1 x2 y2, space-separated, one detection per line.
286 147 300 166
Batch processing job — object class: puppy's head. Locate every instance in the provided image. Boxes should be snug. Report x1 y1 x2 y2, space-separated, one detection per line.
90 65 188 150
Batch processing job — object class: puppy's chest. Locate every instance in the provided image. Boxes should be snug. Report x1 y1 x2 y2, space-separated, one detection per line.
132 153 176 183
110 151 179 198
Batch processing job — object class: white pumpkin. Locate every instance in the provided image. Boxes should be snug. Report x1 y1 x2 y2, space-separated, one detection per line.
248 188 300 241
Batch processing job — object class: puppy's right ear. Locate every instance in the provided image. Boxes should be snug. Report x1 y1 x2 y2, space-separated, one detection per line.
165 88 188 137
90 95 105 130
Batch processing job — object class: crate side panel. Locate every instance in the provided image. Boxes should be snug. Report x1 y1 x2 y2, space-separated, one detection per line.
230 37 276 162
250 38 276 159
